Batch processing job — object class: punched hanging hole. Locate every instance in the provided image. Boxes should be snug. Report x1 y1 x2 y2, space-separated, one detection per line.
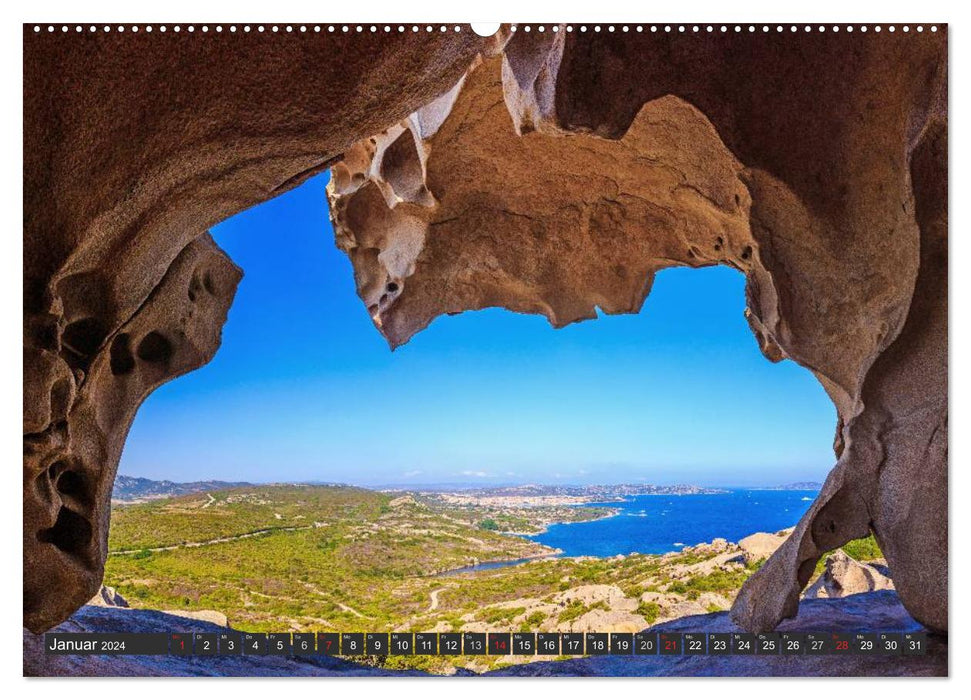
472 22 501 37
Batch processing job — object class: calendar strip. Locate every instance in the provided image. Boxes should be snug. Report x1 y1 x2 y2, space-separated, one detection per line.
45 631 927 656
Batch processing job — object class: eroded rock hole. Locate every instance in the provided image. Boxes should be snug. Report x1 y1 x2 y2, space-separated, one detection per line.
189 267 218 302
61 317 108 369
380 130 426 203
38 507 92 557
109 333 135 375
55 469 86 498
136 331 173 365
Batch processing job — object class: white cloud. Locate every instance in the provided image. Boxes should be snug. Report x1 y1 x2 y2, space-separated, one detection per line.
403 470 423 477
460 470 490 478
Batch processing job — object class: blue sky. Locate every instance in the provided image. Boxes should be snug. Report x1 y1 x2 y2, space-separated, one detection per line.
119 173 836 487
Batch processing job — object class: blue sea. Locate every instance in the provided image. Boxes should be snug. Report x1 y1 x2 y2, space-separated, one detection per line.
527 489 818 557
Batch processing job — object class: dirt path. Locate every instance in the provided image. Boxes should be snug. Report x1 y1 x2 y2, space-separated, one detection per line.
336 602 371 619
300 582 373 620
426 584 458 612
108 522 324 555
427 587 447 612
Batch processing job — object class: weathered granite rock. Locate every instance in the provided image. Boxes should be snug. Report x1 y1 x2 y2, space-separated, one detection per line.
23 26 504 633
328 27 948 635
86 584 128 608
24 235 241 633
803 551 894 600
161 609 230 627
490 590 945 677
738 532 787 564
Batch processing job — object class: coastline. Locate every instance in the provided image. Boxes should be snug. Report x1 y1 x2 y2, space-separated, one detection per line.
498 506 623 537
518 489 819 559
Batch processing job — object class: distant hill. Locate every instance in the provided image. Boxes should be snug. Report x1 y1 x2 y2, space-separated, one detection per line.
112 475 252 502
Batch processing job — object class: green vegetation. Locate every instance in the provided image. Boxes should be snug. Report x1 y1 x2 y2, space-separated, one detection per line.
556 599 608 624
841 535 883 562
102 484 825 674
682 568 753 594
635 601 660 624
105 486 555 636
479 606 526 623
523 611 546 628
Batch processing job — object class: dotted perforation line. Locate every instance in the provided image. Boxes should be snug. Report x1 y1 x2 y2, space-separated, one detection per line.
508 24 938 34
31 23 941 35
31 24 468 34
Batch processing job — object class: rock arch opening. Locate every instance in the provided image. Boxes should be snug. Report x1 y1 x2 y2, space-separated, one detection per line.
106 170 837 639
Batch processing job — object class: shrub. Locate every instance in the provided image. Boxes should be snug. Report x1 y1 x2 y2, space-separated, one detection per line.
523 611 546 628
666 581 688 594
841 535 883 562
636 601 660 624
557 600 587 623
479 606 526 623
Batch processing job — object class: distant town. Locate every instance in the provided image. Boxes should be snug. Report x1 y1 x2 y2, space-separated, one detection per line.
113 475 820 504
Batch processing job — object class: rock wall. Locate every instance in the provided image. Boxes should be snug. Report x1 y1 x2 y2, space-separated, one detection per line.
327 27 948 634
24 25 947 636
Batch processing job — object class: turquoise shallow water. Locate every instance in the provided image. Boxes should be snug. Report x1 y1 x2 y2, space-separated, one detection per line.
527 489 818 557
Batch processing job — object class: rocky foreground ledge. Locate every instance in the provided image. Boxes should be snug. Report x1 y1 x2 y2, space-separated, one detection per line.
25 591 944 677
489 591 945 677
